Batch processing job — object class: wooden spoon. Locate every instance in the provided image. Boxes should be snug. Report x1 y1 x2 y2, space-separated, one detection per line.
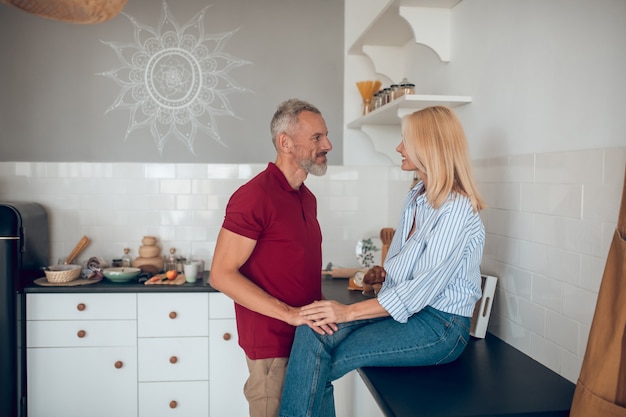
379 228 395 264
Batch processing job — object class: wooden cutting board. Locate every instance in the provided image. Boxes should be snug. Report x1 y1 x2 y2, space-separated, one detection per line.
144 273 186 285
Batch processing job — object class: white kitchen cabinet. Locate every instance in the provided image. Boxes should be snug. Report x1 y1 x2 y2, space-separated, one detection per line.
26 291 250 417
137 293 209 417
208 292 248 417
26 293 137 417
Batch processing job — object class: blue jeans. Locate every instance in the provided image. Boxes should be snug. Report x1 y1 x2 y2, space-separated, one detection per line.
278 306 470 417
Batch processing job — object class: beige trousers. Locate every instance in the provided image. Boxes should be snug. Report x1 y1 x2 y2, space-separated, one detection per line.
244 356 288 417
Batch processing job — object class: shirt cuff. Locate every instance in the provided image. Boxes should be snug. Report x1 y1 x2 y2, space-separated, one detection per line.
377 287 410 323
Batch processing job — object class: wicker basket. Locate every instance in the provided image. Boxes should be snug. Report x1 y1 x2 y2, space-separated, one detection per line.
45 264 82 283
0 0 127 24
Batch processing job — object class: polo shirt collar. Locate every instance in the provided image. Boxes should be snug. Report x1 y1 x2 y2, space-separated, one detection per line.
267 162 302 193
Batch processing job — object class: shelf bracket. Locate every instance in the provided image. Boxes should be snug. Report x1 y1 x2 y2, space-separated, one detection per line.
361 124 402 164
399 6 452 62
362 45 406 83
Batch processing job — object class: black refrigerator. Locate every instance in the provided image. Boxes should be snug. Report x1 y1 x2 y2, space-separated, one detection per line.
0 202 50 417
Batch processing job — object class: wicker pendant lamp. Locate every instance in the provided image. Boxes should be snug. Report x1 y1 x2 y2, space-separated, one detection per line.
0 0 127 24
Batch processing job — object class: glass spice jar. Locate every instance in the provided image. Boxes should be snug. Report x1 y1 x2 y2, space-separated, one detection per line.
382 88 391 105
390 84 400 101
400 81 415 96
121 248 132 267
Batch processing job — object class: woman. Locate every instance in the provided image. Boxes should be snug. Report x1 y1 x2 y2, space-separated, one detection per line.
278 106 486 417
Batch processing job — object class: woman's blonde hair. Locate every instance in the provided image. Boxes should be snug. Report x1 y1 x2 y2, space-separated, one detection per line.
401 106 485 212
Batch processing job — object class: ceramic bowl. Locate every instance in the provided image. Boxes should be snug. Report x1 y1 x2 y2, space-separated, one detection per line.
102 267 141 283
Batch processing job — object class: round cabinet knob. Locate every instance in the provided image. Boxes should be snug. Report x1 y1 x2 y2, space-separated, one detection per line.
169 400 178 409
169 356 178 364
114 361 123 369
77 330 86 338
223 332 231 341
169 311 177 319
76 303 86 311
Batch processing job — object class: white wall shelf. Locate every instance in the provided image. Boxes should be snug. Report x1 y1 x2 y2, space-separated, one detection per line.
348 0 462 66
347 94 472 128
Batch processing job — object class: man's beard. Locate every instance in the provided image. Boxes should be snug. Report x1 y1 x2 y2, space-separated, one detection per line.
299 155 327 176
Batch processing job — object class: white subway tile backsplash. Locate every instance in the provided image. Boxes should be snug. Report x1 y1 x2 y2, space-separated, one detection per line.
549 184 582 218
532 274 562 312
533 213 566 247
507 210 535 241
176 194 207 210
530 333 561 373
545 311 579 354
603 147 626 184
206 164 241 179
507 154 535 183
564 149 604 185
492 235 520 265
583 183 622 222
517 297 546 336
484 208 509 237
495 182 521 210
546 246 581 285
145 163 176 178
160 210 193 226
519 241 548 275
0 146 622 385
504 266 533 300
561 349 584 384
520 183 550 214
579 254 605 292
160 179 191 194
111 163 145 178
535 152 566 184
562 284 598 326
563 217 604 257
176 163 209 179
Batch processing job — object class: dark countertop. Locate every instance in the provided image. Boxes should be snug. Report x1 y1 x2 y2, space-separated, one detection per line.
323 281 575 417
24 274 575 417
24 271 217 293
23 272 365 297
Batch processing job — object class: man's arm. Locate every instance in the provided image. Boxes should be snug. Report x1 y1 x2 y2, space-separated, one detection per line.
209 227 307 327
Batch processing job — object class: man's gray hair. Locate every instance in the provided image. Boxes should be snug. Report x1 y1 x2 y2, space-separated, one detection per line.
270 99 321 146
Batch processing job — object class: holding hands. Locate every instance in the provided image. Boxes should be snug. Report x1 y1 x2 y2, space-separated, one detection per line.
299 266 388 334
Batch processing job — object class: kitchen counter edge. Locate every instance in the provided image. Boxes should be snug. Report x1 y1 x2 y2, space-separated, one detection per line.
22 274 365 304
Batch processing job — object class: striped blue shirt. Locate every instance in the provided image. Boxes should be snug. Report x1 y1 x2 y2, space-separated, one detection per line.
377 182 485 323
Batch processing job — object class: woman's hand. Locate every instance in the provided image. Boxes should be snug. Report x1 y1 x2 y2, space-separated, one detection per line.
284 305 336 335
299 300 348 331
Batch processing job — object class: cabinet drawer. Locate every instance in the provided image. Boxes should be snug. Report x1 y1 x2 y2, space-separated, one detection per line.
27 293 136 320
209 292 235 319
27 320 136 347
138 293 208 337
28 346 137 417
138 337 209 381
139 381 209 417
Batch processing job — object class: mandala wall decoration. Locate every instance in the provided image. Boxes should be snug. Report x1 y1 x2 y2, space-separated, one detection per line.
99 0 251 154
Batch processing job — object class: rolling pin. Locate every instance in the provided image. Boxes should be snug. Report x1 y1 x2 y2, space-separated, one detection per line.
65 236 90 264
321 267 366 278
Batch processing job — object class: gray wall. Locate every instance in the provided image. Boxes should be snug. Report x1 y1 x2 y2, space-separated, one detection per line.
0 0 344 164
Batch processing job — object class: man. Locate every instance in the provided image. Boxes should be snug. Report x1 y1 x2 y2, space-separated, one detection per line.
209 98 333 417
